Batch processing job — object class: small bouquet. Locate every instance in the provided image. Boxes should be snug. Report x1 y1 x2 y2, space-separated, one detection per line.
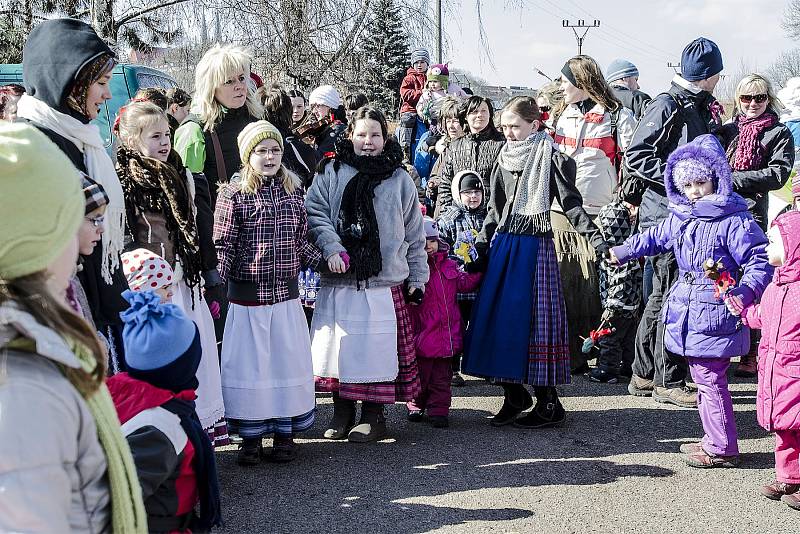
454 228 479 265
581 315 616 354
703 258 736 301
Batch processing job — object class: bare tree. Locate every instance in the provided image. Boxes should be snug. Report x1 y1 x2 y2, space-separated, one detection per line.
783 0 800 41
769 48 800 87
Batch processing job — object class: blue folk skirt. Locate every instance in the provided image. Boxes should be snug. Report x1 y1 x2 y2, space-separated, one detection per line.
463 233 571 386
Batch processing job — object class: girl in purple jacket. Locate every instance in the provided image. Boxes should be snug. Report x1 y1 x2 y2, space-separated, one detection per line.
407 217 482 428
610 134 772 468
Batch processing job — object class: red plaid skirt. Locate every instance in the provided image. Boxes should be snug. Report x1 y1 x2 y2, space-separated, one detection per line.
315 286 420 403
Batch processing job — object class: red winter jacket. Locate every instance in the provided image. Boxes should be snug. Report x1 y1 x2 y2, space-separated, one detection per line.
107 373 199 533
410 243 482 358
400 67 427 114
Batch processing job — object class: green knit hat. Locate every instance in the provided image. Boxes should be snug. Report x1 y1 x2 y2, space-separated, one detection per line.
237 120 284 164
0 123 84 280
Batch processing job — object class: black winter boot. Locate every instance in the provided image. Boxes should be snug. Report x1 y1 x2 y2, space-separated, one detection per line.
323 393 357 440
237 437 263 466
348 402 387 442
514 386 566 428
491 384 533 427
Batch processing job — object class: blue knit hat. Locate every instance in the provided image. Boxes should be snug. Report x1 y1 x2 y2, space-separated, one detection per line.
120 290 201 391
606 59 639 83
411 48 430 65
681 37 723 82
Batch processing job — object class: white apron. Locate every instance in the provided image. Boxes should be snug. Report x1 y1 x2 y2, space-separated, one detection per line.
172 282 226 429
221 299 315 420
311 286 398 383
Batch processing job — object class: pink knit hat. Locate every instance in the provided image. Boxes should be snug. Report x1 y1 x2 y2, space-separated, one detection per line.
121 248 174 292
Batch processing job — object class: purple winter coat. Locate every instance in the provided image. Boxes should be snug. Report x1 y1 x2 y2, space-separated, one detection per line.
410 242 482 358
613 135 772 359
741 211 800 431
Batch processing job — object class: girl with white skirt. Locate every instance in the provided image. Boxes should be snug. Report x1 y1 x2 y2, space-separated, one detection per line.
116 101 228 446
214 120 322 465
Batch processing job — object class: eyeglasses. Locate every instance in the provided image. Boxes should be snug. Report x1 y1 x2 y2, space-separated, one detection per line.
253 147 283 157
740 94 768 104
85 215 105 228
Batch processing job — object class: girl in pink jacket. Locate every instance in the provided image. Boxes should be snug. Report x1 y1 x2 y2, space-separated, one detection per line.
407 217 482 428
728 210 800 510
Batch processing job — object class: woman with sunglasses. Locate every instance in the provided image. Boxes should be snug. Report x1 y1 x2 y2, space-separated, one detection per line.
715 73 795 378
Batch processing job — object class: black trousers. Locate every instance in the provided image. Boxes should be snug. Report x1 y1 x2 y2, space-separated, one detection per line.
631 251 687 388
597 311 638 373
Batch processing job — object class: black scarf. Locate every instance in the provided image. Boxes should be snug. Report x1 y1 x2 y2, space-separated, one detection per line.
116 147 202 292
162 397 222 532
334 136 404 285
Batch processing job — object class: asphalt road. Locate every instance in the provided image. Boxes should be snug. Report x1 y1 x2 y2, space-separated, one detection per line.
215 369 799 533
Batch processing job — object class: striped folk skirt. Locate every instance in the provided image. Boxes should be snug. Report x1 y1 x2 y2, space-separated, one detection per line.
314 285 421 403
463 233 571 386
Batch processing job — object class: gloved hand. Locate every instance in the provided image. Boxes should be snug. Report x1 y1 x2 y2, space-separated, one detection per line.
406 284 424 305
465 254 488 274
595 241 611 261
203 283 225 320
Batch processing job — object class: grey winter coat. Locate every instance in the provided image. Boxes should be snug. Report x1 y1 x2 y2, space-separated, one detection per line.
305 161 429 289
0 304 111 533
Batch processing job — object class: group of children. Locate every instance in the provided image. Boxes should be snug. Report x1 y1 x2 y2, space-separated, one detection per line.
111 50 800 515
4 44 800 533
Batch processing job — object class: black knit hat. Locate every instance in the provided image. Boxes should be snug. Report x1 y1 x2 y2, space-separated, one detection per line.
458 171 483 192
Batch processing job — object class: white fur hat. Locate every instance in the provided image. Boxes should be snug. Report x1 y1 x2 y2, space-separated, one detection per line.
309 85 342 109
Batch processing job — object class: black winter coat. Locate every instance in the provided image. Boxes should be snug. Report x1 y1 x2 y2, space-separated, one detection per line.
21 18 129 331
623 82 722 228
715 117 795 230
437 128 505 211
479 151 605 253
612 86 652 120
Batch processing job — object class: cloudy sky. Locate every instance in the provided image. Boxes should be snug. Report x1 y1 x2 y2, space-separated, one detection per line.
441 0 797 95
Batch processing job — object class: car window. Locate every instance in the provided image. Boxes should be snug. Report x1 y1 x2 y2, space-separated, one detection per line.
136 72 177 89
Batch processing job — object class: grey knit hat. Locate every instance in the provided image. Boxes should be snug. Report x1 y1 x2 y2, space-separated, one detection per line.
606 59 639 83
411 48 431 65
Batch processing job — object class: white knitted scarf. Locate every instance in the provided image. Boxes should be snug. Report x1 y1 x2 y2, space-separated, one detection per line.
17 94 125 282
496 130 553 234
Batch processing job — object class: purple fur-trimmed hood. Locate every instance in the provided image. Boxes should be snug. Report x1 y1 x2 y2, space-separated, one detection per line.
664 134 748 220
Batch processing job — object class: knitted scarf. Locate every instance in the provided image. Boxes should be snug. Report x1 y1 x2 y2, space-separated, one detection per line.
116 147 202 291
335 136 404 285
496 130 554 235
162 397 222 531
69 339 148 534
731 111 778 170
16 94 126 284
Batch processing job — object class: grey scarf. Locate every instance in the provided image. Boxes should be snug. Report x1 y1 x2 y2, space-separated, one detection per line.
496 130 553 234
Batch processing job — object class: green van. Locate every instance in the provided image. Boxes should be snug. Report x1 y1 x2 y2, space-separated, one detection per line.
0 63 177 153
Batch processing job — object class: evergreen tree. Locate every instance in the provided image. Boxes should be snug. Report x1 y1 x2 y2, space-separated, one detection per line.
359 0 410 118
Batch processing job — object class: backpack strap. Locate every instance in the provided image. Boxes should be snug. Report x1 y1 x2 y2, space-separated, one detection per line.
609 108 622 177
209 130 228 183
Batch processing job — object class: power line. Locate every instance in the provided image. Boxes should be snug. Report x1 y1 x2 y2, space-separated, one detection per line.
562 19 600 55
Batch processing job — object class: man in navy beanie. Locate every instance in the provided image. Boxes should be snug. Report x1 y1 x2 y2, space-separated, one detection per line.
619 37 724 408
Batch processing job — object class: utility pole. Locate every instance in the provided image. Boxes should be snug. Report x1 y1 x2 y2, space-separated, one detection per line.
436 0 443 63
667 61 681 74
562 19 600 55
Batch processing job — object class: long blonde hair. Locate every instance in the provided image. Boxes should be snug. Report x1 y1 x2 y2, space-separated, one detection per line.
192 44 264 131
1 272 106 396
736 74 785 116
117 101 168 150
239 163 301 195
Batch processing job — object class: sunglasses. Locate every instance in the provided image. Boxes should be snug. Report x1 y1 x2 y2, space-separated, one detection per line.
539 106 551 113
740 94 768 104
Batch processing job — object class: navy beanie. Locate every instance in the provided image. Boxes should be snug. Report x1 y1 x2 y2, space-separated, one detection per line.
681 37 723 82
120 290 202 392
